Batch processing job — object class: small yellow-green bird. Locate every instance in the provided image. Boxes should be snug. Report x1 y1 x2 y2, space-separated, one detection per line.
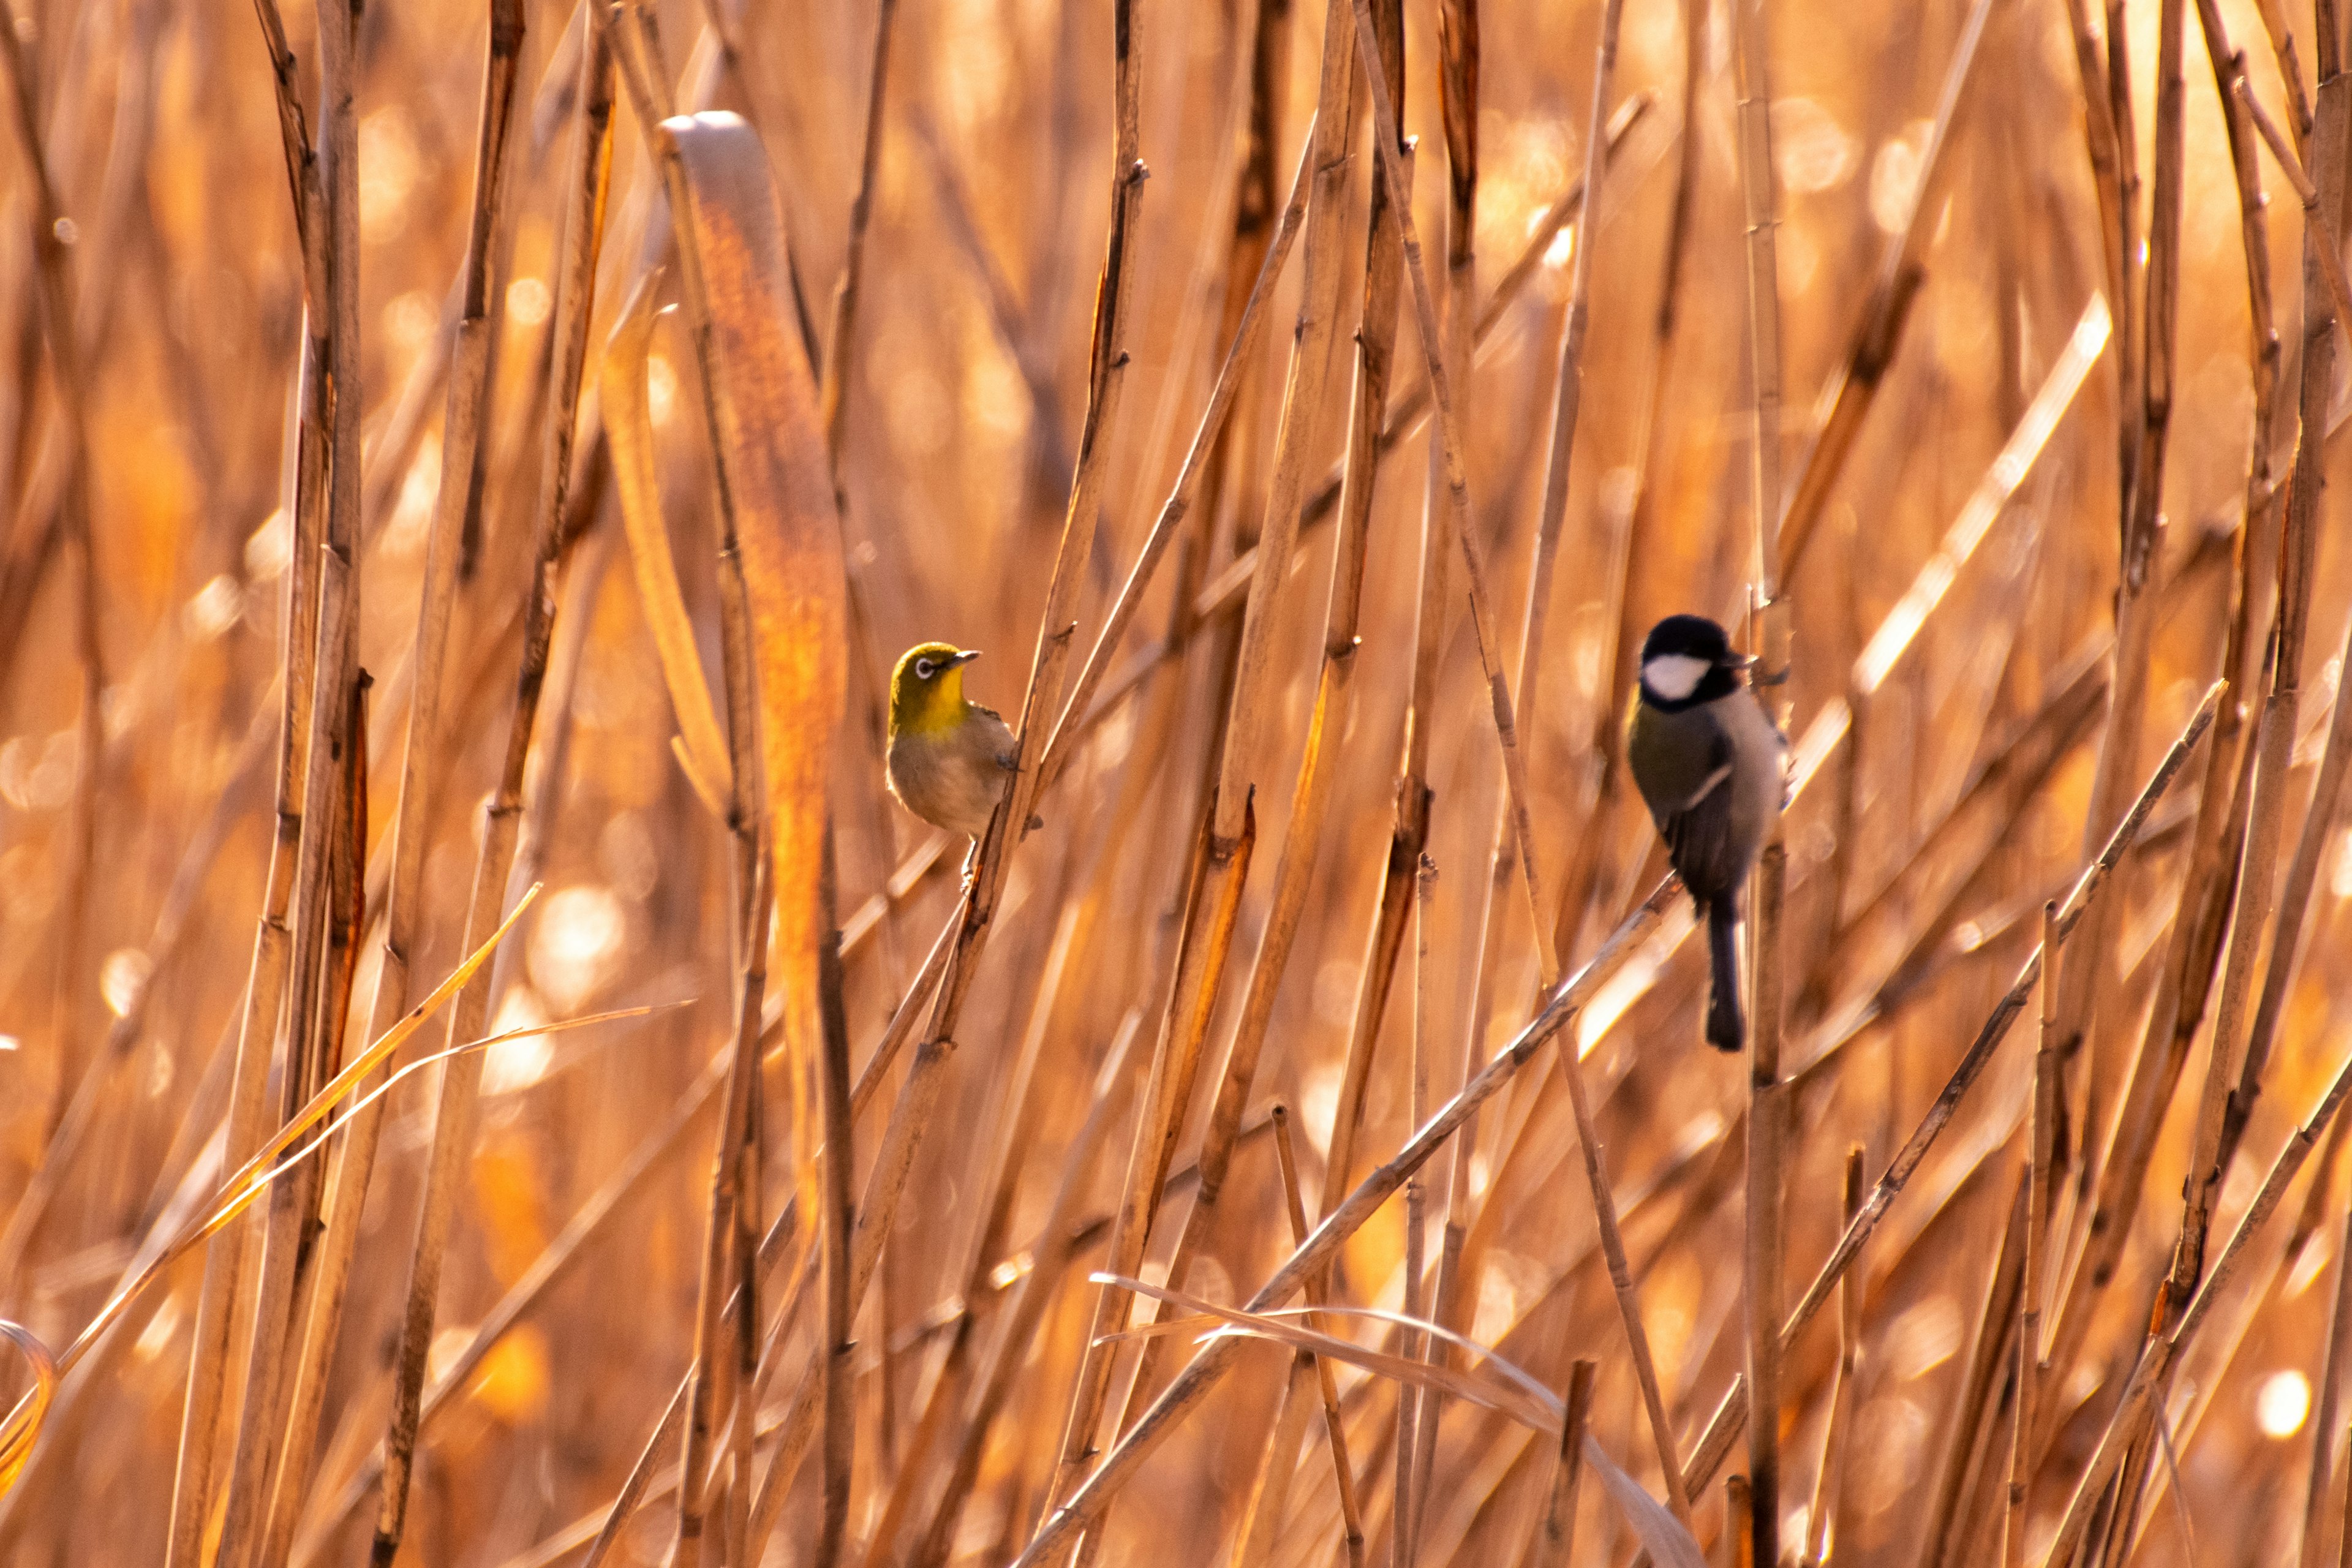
885 642 1017 844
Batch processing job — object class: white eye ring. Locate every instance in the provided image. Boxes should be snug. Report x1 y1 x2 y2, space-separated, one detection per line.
914 657 937 680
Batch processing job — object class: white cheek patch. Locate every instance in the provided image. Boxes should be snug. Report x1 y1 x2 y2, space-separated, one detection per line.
1642 654 1711 702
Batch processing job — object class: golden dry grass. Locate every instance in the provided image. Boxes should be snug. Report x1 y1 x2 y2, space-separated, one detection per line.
0 0 2350 1566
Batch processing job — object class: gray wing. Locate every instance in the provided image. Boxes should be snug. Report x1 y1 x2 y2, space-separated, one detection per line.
1657 722 1743 901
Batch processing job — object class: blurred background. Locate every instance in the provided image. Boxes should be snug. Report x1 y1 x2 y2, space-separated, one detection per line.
1 0 2350 1564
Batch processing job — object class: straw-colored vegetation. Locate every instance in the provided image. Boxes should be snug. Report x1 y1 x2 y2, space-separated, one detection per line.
2 0 2351 1564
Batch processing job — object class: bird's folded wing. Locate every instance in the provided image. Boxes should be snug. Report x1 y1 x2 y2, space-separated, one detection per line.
1662 741 1742 897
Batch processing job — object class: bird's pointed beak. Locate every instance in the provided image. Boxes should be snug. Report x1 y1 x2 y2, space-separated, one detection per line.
949 649 983 668
1721 651 1758 669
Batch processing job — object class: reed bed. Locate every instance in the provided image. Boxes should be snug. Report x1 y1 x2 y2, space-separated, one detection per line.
1 0 2350 1565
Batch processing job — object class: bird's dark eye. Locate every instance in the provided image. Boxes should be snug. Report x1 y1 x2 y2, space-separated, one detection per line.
914 658 937 680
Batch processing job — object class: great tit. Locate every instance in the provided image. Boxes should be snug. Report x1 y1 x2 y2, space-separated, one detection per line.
1625 614 1786 1052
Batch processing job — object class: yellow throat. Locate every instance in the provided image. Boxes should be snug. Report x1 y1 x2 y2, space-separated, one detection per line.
889 642 976 739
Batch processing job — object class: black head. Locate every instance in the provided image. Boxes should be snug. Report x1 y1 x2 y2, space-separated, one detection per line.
1637 614 1749 710
1641 614 1733 664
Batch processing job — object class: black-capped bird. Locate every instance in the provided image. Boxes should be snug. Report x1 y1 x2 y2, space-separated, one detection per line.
885 643 1017 854
1626 614 1786 1052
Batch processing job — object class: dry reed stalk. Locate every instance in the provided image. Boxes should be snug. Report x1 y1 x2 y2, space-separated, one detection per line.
1730 0 1787 1556
1180 96 1649 636
2302 1213 2352 1568
2220 72 2352 1171
852 845 1102 1568
1521 1359 1596 1568
903 1014 1150 1568
1044 797 1255 1561
1226 1116 1343 1568
1409 1 1481 1526
1344 0 1693 1531
2340 1415 2352 1568
1397 854 1438 1568
1667 687 2220 1518
2166 6 2345 1321
557 922 950 1568
608 68 851 1566
1341 0 1547 983
2048 0 2285 1412
2060 0 2135 324
1009 880 1679 1565
1270 1104 1367 1567
2007 910 2060 1568
1919 1173 2028 1568
1804 1150 1865 1568
725 9 1156 1545
2042 0 2143 1174
817 0 899 475
284 19 614 1566
1091 0 1402 1497
1777 0 1994 576
159 0 335 1551
2045 1033 2352 1567
1042 0 1362 1547
1035 124 1312 794
811 0 909 1003
349 7 535 1560
2240 77 2352 337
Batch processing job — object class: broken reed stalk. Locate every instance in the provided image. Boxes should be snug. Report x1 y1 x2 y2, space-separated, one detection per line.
1008 879 1679 1567
161 4 332 1552
1805 1149 1866 1568
1522 1360 1596 1568
1659 686 2220 1524
2007 908 2061 1568
1730 0 1788 1558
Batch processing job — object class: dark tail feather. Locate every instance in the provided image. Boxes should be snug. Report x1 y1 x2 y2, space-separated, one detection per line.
1705 898 1744 1052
